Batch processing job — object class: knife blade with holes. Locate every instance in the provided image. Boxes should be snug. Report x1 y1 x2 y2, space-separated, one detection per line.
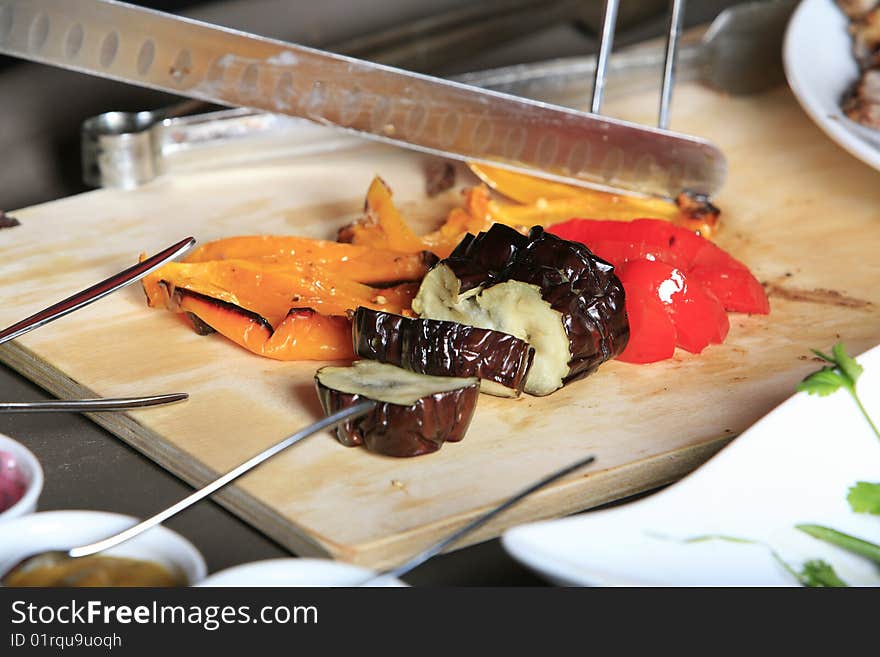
0 0 726 198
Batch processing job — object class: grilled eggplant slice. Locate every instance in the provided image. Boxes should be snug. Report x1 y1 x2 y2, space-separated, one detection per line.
352 307 534 397
412 224 628 396
315 360 479 457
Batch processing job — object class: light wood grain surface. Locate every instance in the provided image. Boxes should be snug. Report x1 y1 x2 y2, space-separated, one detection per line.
1 82 878 568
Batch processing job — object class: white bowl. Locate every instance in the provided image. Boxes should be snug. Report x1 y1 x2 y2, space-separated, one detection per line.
0 511 207 586
198 558 406 587
0 434 44 523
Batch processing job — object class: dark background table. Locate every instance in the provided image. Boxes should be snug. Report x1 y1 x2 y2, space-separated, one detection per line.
0 0 740 585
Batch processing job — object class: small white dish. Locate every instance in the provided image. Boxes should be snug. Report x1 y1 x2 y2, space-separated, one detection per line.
0 510 207 586
784 0 880 171
198 558 406 587
502 343 880 586
0 434 43 523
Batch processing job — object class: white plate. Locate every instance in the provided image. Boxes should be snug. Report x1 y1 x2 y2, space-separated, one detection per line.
784 0 880 170
503 343 880 586
198 558 405 587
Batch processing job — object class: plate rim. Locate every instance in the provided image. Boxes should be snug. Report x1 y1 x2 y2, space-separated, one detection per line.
783 0 880 171
502 341 880 586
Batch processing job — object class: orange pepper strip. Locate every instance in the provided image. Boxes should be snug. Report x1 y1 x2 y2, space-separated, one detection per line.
185 235 429 284
143 259 413 326
174 290 354 361
342 177 426 253
486 197 679 227
422 186 496 256
467 163 719 235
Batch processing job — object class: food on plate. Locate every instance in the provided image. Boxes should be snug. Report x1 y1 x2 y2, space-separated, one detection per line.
467 163 721 238
184 235 435 285
837 1 880 128
843 69 880 128
142 254 419 361
838 0 878 19
0 451 26 513
849 4 880 68
352 307 534 397
549 218 769 363
171 289 356 360
338 176 491 258
315 360 479 457
412 223 629 396
3 554 185 587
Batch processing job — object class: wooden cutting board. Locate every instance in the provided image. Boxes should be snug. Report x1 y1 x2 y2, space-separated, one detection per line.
1 81 879 568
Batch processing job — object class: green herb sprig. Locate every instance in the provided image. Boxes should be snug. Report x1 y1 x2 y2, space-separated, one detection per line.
797 342 879 441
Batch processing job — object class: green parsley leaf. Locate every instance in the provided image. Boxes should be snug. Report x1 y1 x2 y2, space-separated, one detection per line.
847 482 880 515
800 343 879 441
832 342 864 386
796 367 848 396
798 559 848 587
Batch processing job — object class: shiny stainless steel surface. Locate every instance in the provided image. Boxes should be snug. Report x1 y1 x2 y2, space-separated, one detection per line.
0 393 188 413
78 0 794 191
0 237 195 348
590 0 620 115
456 0 798 104
0 0 725 198
82 107 360 189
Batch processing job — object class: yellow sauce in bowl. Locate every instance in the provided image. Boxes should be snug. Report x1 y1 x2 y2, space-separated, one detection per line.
4 554 185 587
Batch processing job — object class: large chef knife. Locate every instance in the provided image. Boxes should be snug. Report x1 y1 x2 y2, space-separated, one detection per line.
0 0 726 198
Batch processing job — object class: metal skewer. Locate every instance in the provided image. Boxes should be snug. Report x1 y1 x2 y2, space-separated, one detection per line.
589 0 619 114
1 401 376 583
359 453 597 585
659 0 687 129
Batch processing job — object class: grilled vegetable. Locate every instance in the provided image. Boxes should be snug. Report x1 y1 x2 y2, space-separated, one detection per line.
315 360 479 457
352 307 534 397
412 224 629 396
550 218 768 364
548 218 769 314
467 163 722 238
337 176 494 259
173 289 355 360
184 235 434 285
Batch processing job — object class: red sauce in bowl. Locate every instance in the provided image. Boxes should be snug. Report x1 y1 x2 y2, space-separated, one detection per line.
0 451 27 513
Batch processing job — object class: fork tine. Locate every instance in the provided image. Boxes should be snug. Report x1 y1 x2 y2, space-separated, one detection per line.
590 0 620 114
658 0 687 129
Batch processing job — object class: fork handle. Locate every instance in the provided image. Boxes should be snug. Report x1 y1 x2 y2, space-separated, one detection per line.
0 393 188 413
0 237 195 347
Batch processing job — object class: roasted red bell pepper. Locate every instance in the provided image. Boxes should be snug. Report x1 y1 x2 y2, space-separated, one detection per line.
549 218 769 314
549 218 767 363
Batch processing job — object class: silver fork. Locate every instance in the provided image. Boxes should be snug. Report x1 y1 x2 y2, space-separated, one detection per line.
0 237 195 412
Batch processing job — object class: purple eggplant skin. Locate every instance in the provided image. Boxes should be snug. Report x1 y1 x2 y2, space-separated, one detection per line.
352 307 534 395
314 378 480 458
440 224 629 385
